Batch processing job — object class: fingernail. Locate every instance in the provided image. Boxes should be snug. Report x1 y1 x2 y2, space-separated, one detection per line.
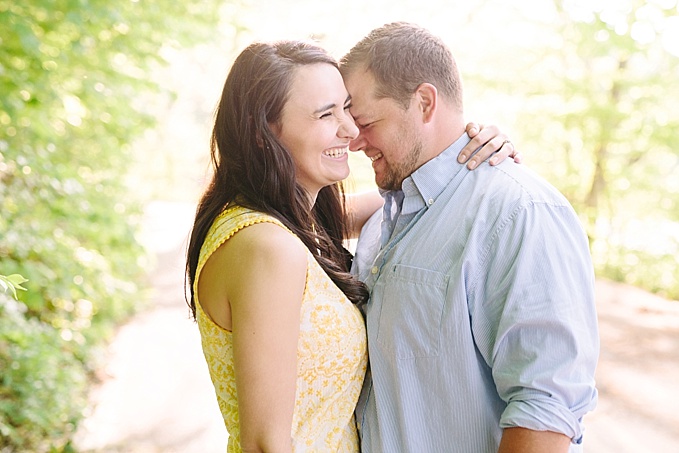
468 160 477 170
490 157 498 165
470 127 478 135
458 154 467 163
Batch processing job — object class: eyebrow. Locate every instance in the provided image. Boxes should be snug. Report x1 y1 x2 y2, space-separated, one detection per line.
313 103 336 114
313 95 352 115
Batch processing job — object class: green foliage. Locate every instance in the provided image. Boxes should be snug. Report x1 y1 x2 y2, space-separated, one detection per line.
1 294 87 452
0 274 27 300
596 246 678 300
0 0 223 450
472 0 679 300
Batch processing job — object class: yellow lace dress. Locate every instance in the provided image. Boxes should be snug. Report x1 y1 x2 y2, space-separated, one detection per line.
194 206 367 452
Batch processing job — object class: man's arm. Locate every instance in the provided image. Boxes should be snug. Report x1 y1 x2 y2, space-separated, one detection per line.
470 197 599 449
499 427 570 453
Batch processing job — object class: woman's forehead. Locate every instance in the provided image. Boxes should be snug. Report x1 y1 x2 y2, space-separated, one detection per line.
285 63 349 111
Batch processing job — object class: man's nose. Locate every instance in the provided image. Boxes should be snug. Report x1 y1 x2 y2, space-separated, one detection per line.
349 134 367 152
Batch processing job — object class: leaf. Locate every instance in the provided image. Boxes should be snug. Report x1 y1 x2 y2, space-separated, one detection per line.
6 274 28 289
0 279 18 300
0 274 27 299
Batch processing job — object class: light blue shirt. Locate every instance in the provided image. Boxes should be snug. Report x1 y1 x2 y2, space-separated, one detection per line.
352 133 599 452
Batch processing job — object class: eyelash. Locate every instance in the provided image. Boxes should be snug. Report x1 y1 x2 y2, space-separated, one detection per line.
320 105 352 119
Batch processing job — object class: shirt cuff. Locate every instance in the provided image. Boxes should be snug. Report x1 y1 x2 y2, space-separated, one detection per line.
499 397 589 444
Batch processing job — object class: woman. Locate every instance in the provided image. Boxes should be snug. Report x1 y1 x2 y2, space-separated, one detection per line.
185 40 515 452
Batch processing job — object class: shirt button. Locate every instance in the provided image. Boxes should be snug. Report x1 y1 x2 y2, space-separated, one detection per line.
428 198 434 205
371 266 379 274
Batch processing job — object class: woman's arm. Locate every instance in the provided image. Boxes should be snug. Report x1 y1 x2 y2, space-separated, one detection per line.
346 190 384 239
459 122 522 170
203 223 307 453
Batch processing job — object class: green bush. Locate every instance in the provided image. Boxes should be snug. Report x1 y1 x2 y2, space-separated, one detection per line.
0 0 222 450
595 246 679 301
1 294 87 452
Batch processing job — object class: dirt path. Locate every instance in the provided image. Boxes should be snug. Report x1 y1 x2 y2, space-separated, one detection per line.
584 280 679 452
73 202 227 453
73 202 679 452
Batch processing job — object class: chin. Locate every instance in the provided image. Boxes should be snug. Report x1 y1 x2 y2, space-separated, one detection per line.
333 169 351 183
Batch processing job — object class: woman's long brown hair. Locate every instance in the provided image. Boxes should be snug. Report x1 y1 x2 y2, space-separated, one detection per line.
185 40 369 319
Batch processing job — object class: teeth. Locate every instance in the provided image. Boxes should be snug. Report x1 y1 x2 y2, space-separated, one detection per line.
370 152 383 162
324 147 348 158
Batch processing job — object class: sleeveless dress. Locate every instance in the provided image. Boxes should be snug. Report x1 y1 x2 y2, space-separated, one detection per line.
194 205 368 452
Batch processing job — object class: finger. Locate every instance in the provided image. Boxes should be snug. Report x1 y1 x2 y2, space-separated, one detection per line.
465 134 507 169
491 141 523 165
465 122 480 137
457 125 501 164
505 142 522 164
488 140 513 166
470 137 508 169
510 151 522 164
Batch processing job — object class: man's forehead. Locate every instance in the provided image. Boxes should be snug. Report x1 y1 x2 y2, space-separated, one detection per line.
348 99 373 122
344 68 374 96
346 78 377 119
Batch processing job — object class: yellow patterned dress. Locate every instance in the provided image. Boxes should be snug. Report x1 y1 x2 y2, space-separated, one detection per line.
194 206 367 452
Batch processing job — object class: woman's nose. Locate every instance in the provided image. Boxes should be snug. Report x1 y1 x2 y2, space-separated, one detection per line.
340 114 359 140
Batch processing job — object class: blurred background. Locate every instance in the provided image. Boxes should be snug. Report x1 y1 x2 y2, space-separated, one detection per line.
1 0 678 452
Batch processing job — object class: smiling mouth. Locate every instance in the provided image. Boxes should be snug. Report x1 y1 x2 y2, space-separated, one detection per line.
323 147 348 158
369 152 383 162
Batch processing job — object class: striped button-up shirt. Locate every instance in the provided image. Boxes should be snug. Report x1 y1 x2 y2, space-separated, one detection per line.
352 133 599 452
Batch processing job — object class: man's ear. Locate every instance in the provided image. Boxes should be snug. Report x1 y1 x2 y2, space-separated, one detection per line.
415 83 437 123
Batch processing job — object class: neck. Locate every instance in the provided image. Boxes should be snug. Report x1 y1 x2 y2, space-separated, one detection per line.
426 109 465 161
303 189 317 209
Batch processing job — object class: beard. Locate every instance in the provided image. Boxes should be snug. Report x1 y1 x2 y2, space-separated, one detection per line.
377 140 423 191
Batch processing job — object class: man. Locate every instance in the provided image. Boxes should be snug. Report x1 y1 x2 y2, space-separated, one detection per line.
341 22 599 452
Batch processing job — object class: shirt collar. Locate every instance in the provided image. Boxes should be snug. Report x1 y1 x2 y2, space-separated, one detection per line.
393 132 471 215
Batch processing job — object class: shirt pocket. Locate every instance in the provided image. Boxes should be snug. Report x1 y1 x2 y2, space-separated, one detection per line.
376 264 449 359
